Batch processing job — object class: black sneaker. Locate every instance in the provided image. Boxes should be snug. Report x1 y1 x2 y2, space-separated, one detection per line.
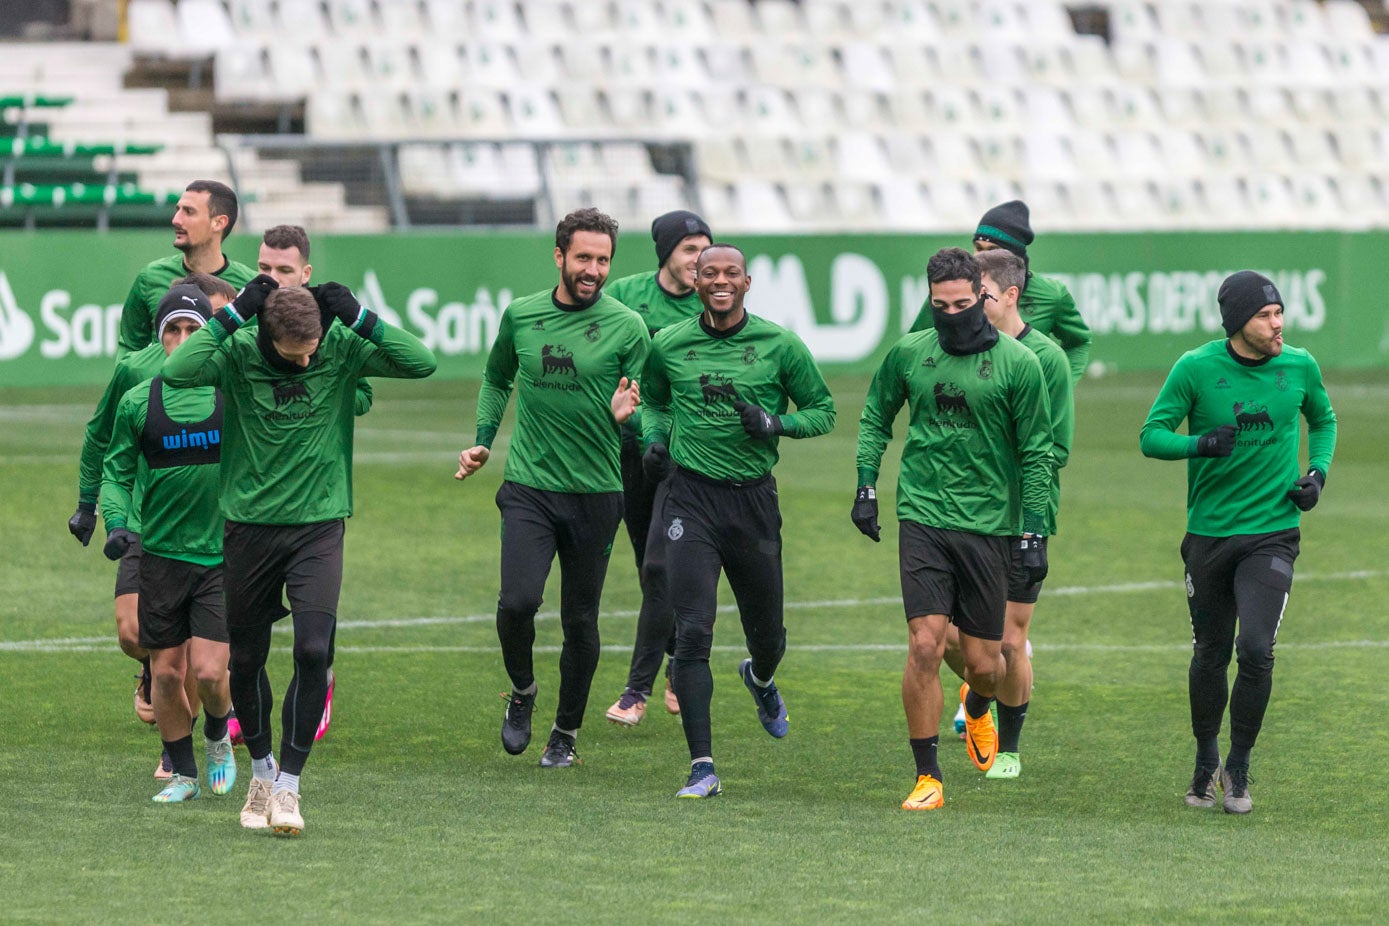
1184 764 1220 808
538 730 579 768
1221 765 1252 814
500 689 536 755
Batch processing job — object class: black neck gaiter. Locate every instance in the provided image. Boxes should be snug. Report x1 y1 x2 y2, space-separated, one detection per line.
932 297 998 355
256 324 315 374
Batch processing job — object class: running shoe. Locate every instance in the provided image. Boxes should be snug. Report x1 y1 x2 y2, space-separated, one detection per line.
1221 766 1253 815
961 685 997 772
605 688 646 727
985 752 1021 780
152 774 200 803
206 735 237 795
240 777 272 829
901 774 944 810
538 730 579 768
269 788 304 836
314 669 334 742
227 713 244 747
154 748 173 781
663 675 681 715
738 658 788 738
500 688 536 755
953 703 967 739
1185 764 1220 808
677 763 722 799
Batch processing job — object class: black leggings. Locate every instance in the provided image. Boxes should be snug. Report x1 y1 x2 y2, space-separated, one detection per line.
494 482 623 732
620 433 675 696
1182 529 1299 755
224 519 343 775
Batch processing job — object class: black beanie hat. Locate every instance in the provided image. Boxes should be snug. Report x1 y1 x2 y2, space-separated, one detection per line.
974 200 1034 257
651 210 712 267
155 284 213 339
1218 271 1282 336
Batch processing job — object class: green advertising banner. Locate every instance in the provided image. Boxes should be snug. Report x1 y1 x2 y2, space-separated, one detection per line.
0 229 1382 387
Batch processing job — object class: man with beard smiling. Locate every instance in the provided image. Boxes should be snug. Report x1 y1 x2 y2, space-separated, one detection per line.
639 243 835 799
854 247 1051 811
455 208 649 770
1141 271 1336 815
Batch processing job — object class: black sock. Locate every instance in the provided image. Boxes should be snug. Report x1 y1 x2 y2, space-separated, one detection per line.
162 734 197 779
1197 737 1221 769
909 736 940 779
964 689 993 720
1226 743 1251 771
997 700 1028 753
204 709 229 742
139 657 152 702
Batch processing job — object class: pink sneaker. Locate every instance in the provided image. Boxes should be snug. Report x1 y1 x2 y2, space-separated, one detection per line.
227 714 244 746
314 669 334 741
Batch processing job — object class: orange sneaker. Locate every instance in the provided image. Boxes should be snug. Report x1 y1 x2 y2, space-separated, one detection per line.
901 774 944 810
605 689 646 727
962 697 997 772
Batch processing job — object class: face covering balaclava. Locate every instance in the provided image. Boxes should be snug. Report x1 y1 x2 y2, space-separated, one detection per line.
931 293 998 355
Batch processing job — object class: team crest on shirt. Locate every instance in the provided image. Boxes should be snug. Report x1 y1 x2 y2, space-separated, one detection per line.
540 345 577 377
1185 573 1195 598
1275 370 1289 392
977 359 994 380
1215 377 1230 389
584 321 601 342
742 346 758 365
684 349 698 360
667 518 684 541
531 320 545 330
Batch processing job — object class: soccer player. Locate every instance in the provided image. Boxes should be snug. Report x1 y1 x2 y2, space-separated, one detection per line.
163 277 437 835
854 247 1051 810
456 208 648 769
70 272 236 777
641 243 836 799
99 284 237 802
602 209 712 727
117 180 255 358
942 249 1073 779
1140 271 1336 814
910 200 1092 385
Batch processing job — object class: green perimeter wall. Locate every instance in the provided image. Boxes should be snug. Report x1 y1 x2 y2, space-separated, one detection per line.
0 229 1383 386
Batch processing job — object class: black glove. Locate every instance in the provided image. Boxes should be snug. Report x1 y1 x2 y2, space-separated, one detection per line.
315 282 376 333
1195 424 1236 458
102 527 136 562
733 400 783 440
68 503 97 546
214 273 277 331
1020 535 1048 586
1286 469 1324 512
851 486 880 542
642 443 673 483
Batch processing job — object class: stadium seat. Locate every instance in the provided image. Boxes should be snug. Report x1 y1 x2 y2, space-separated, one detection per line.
839 42 895 94
731 179 796 230
473 0 526 40
1107 1 1159 44
841 90 888 130
663 0 716 41
649 88 706 137
1156 131 1209 178
884 42 933 89
554 86 605 130
741 137 792 179
614 0 662 39
756 0 808 36
707 0 758 34
634 175 695 219
831 131 889 183
883 134 930 174
976 86 1022 131
605 44 656 86
830 180 879 227
379 1 427 37
1245 173 1298 225
929 41 983 84
506 85 565 138
277 0 330 41
421 0 469 35
215 45 273 102
405 88 462 137
465 42 522 89
126 0 178 55
362 42 414 90
925 85 977 126
512 40 564 84
693 138 744 184
882 0 940 40
975 133 1022 181
741 87 802 135
928 133 983 181
326 0 376 38
1022 132 1080 182
1152 39 1205 88
753 42 841 91
695 180 733 223
266 45 320 97
652 45 707 89
785 136 836 181
1284 0 1330 40
885 89 931 130
876 177 937 230
524 0 573 40
782 183 831 224
603 88 649 131
1323 0 1375 41
226 0 276 38
701 44 754 84
928 177 985 225
1069 130 1117 180
456 89 510 136
175 0 235 55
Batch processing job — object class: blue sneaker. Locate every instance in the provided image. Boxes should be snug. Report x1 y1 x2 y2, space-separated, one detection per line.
206 735 237 795
152 774 200 803
677 762 722 799
738 658 788 738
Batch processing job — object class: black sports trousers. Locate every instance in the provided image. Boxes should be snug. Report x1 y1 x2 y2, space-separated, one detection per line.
660 467 786 761
223 518 344 775
619 430 675 697
1181 528 1299 756
494 481 623 732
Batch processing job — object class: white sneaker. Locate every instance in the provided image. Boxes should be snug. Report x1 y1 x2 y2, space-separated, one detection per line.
269 788 304 836
240 777 272 830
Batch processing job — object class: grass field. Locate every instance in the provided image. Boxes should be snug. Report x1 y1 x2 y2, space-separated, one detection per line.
2 369 1386 924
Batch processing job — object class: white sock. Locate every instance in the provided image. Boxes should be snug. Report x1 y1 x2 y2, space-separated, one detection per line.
553 725 578 740
515 682 537 696
691 756 714 769
750 670 772 688
251 755 277 782
272 771 300 795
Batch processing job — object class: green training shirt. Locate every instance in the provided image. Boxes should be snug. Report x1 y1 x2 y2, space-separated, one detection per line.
912 272 1092 384
857 329 1053 537
117 254 255 357
78 342 165 530
101 379 223 565
1018 326 1074 536
161 315 437 525
475 289 650 494
641 312 836 482
1140 339 1336 537
605 271 703 335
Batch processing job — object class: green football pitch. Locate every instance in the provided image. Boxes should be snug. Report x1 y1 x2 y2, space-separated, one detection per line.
2 370 1385 924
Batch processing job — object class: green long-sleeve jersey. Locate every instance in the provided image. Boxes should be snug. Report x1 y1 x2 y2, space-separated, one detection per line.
1140 339 1336 537
912 272 1091 385
101 379 223 565
475 289 650 494
605 270 703 436
117 254 255 357
857 329 1052 537
642 312 836 482
77 342 165 529
1018 326 1074 536
162 315 437 524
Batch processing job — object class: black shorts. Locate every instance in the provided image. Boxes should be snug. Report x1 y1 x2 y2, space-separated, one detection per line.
137 551 227 649
223 519 344 630
898 521 1009 641
1006 537 1042 604
113 535 143 598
